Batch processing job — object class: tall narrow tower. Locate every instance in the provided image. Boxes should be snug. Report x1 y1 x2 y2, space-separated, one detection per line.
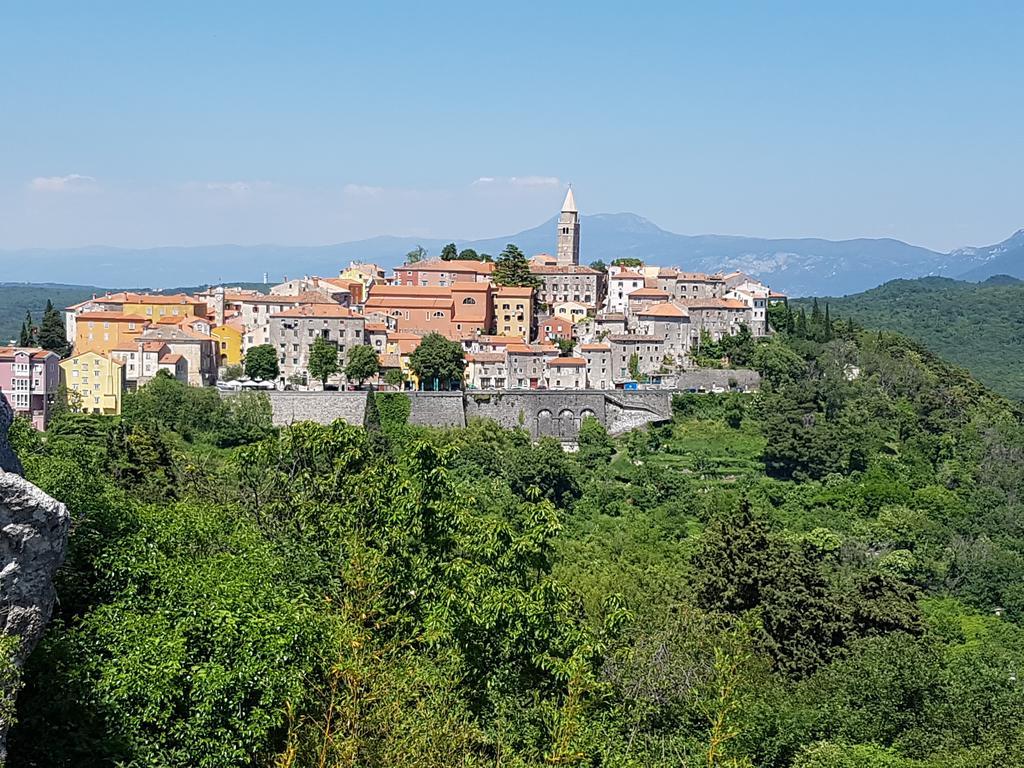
556 186 580 266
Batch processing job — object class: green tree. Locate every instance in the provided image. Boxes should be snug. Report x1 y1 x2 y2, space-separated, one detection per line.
244 344 279 381
492 244 542 289
18 311 36 347
408 332 465 390
222 363 244 381
439 242 458 261
456 248 482 261
589 260 607 274
556 337 575 356
611 258 643 268
38 299 69 355
307 336 340 389
577 416 614 469
384 368 406 389
344 344 380 388
404 244 427 264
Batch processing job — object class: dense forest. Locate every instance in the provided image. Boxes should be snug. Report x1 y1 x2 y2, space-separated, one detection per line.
793 275 1024 401
5 305 1024 767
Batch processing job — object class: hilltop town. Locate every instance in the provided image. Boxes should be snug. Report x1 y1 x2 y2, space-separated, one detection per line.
3 189 782 427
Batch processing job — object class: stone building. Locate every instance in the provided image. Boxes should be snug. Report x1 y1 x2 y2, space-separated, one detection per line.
545 357 587 390
556 187 580 266
580 343 613 389
507 344 558 389
268 304 367 382
608 335 664 384
633 302 692 367
531 263 603 311
680 298 752 343
657 270 727 301
133 326 218 386
465 352 508 389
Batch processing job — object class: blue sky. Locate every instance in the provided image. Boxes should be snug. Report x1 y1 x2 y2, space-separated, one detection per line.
1 1 1022 250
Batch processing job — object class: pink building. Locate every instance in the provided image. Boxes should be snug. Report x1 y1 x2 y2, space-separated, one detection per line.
0 347 61 430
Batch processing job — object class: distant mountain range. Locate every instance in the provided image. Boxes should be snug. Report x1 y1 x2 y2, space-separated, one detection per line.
2 214 1022 296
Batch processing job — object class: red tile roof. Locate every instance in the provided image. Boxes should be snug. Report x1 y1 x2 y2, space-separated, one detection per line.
547 356 586 367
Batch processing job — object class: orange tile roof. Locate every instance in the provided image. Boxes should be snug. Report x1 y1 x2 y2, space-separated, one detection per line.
141 341 168 352
636 302 688 318
0 347 57 360
159 353 183 364
96 292 203 305
681 298 749 310
365 322 388 332
547 356 586 367
580 343 610 351
272 304 360 319
629 287 670 297
370 285 454 297
506 343 537 354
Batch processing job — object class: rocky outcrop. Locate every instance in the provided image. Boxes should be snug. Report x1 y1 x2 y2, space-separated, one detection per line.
0 399 21 476
0 397 69 761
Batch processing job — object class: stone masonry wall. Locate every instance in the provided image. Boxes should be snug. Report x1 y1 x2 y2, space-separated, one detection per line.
676 368 761 392
264 391 369 427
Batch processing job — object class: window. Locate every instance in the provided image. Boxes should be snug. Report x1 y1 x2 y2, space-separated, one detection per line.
462 297 476 305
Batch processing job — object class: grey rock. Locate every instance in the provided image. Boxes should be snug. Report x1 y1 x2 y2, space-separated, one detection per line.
0 398 22 476
0 397 70 761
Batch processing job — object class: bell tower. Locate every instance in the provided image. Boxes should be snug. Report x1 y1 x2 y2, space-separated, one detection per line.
556 186 580 266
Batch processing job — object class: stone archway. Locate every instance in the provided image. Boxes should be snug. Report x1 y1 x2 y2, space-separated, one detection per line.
537 409 554 437
558 408 576 438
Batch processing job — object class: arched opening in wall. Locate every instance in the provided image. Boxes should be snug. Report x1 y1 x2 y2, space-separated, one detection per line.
462 297 476 304
558 408 576 438
580 408 596 423
537 409 554 437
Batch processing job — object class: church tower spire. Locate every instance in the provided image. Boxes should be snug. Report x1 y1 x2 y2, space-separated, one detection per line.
556 186 580 266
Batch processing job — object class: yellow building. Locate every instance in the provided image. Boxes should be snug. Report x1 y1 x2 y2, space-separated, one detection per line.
97 292 208 322
494 286 534 340
211 322 243 366
74 312 149 355
60 351 125 415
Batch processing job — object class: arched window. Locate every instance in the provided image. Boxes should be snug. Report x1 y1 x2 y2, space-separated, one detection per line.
462 297 476 304
433 311 445 318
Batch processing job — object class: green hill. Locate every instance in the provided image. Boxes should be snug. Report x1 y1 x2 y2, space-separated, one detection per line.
795 276 1024 400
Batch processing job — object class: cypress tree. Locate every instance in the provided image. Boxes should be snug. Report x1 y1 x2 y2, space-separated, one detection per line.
38 299 69 355
796 308 808 337
824 304 833 341
21 312 37 347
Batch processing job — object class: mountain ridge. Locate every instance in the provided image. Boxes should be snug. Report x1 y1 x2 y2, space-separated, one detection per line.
2 213 1021 296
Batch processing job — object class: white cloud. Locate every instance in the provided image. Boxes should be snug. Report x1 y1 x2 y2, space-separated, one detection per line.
29 174 96 192
472 175 560 188
508 176 560 187
185 180 273 194
342 183 385 197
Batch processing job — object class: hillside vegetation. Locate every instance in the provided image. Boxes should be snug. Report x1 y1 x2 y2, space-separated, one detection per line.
795 276 1024 401
4 309 1024 767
